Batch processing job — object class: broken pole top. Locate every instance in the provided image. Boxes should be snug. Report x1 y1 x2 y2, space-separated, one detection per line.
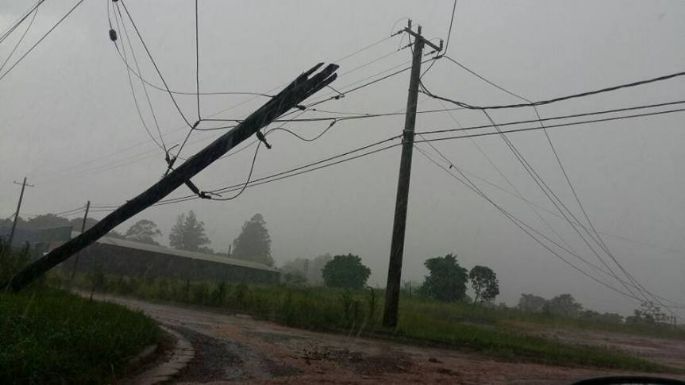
5 63 338 292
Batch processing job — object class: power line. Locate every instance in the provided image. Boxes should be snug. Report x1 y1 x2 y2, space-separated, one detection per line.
0 5 39 73
206 141 261 201
418 59 580 254
33 99 685 186
0 0 45 44
416 105 685 137
111 4 166 153
107 29 402 100
419 140 685 312
154 101 685 203
0 0 87 83
194 0 201 119
416 100 683 298
442 0 458 55
421 68 685 111
200 105 468 125
28 31 407 182
91 134 403 210
441 55 662 307
414 145 648 303
415 96 685 312
334 32 400 63
482 109 646 301
117 0 195 128
302 56 437 111
88 98 685 211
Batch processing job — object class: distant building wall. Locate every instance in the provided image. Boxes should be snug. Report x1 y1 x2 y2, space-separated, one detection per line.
65 239 279 285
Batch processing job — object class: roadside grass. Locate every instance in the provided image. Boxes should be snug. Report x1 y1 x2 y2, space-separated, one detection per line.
0 288 161 385
61 272 677 372
400 297 685 341
0 243 161 385
397 301 664 371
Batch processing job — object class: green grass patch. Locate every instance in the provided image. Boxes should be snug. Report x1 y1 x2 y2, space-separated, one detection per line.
397 301 666 371
62 272 678 372
0 288 161 385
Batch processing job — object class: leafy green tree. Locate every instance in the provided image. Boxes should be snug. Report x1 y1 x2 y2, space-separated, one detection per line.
232 213 273 266
26 214 70 229
469 265 500 303
626 301 668 324
420 253 468 302
0 215 25 229
544 294 583 318
169 211 210 252
322 254 371 289
124 219 162 245
518 293 547 313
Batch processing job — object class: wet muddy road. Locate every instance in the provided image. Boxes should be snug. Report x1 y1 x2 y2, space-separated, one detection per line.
99 295 683 385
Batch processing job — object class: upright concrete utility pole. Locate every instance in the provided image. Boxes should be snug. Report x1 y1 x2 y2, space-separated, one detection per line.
69 200 90 284
7 177 34 248
5 63 338 292
383 21 442 328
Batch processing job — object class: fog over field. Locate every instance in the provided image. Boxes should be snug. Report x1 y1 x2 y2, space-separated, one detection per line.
1 0 684 318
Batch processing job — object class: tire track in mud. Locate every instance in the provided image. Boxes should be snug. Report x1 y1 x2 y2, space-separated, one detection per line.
173 325 302 383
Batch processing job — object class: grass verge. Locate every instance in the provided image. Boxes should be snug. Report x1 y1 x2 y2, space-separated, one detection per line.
60 272 678 372
0 287 161 385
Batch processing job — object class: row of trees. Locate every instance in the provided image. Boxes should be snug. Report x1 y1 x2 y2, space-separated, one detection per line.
419 253 500 304
518 293 586 318
2 211 275 267
282 254 370 289
0 213 98 232
517 293 674 325
129 211 275 266
282 252 500 305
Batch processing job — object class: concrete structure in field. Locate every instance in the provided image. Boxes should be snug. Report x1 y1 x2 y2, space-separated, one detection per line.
66 234 280 284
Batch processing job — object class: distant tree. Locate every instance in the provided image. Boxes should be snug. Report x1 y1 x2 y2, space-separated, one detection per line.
0 216 25 229
26 214 70 229
322 254 371 289
580 310 624 324
599 312 624 324
469 265 500 303
232 213 273 266
309 253 332 284
169 211 210 252
544 294 583 318
124 219 162 245
281 253 332 285
517 293 547 313
626 301 668 325
420 253 468 302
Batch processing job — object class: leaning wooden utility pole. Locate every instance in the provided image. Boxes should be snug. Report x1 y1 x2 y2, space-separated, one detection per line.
383 21 442 328
7 177 34 249
68 200 90 284
5 63 338 292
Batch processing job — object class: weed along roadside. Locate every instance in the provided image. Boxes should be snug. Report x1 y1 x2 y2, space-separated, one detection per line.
0 288 161 385
0 241 161 385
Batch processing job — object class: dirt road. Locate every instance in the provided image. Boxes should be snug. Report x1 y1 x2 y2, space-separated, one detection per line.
100 295 683 385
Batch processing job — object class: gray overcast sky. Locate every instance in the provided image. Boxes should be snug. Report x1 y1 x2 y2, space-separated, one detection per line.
1 0 684 317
